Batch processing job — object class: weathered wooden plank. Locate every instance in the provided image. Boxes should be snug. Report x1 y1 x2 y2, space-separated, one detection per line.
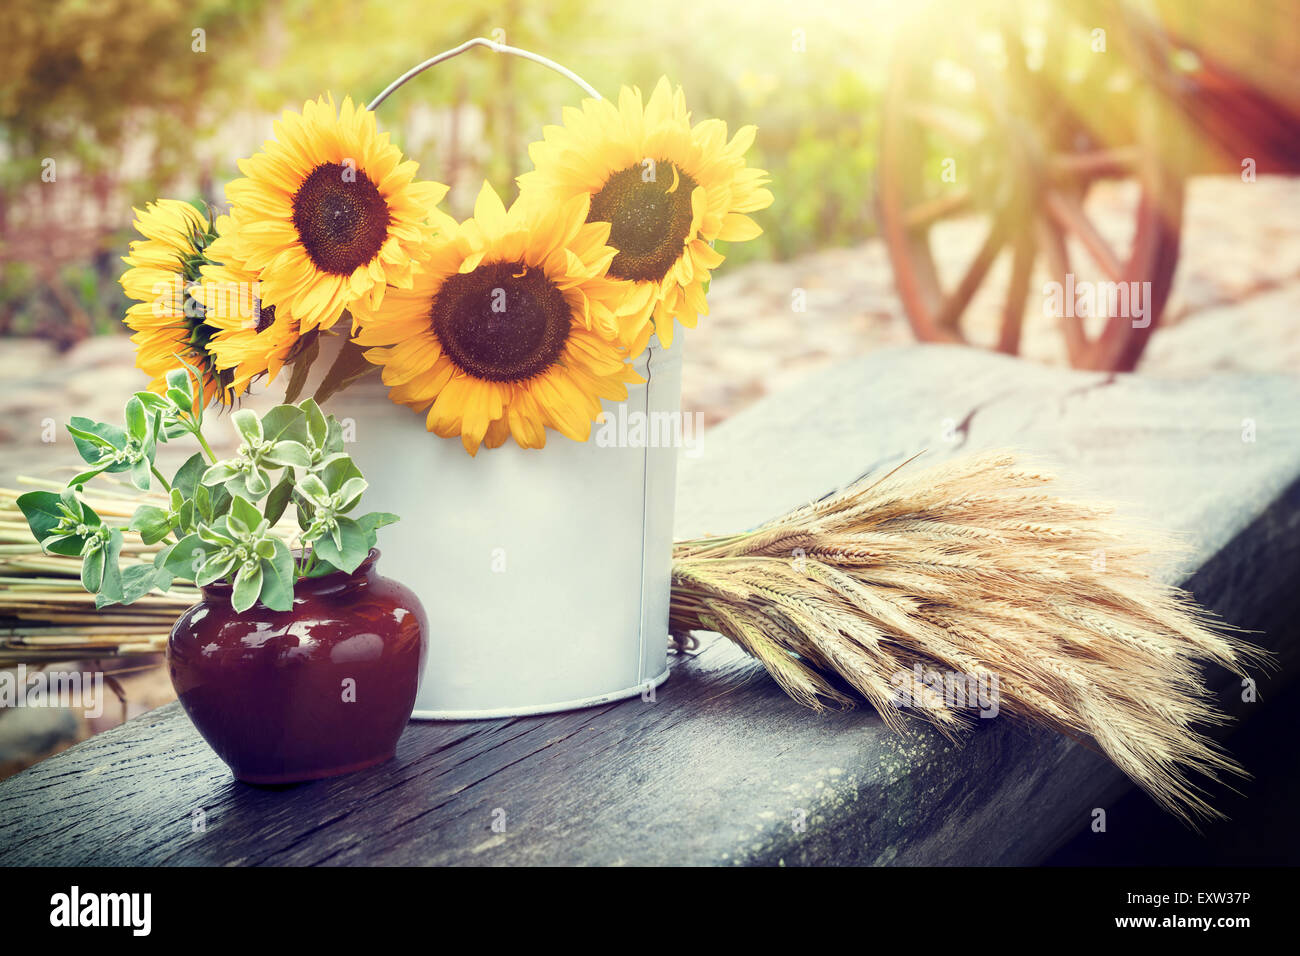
2 345 1297 866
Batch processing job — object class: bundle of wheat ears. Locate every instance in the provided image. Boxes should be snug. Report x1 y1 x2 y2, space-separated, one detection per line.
671 450 1266 826
3 451 1263 824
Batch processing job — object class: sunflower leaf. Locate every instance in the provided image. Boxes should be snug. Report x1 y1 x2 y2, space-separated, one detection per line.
282 330 320 404
312 333 378 406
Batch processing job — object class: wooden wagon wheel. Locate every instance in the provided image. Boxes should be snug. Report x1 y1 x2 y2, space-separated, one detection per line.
878 2 1185 371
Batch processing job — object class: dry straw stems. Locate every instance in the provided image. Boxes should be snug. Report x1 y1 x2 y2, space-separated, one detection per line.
0 477 192 664
670 450 1267 826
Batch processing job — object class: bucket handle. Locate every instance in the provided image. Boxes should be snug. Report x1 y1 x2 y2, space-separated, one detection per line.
367 37 602 111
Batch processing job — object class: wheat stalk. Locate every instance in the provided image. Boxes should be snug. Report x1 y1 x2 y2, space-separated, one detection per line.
670 449 1267 827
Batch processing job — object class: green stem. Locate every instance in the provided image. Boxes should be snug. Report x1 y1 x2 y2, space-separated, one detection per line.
150 466 172 493
191 428 219 464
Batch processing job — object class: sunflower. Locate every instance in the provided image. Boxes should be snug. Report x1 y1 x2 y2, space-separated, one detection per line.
218 93 453 334
194 216 303 394
517 76 774 353
352 182 642 456
120 199 232 405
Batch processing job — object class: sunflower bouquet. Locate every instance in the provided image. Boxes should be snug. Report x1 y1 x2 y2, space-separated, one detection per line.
121 70 772 455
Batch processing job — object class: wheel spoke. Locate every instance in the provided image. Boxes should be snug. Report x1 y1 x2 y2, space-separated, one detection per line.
998 231 1036 355
903 188 973 230
1038 216 1089 367
934 214 1010 332
1044 190 1125 282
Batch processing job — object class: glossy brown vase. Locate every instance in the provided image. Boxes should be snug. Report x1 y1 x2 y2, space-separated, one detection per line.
168 549 427 784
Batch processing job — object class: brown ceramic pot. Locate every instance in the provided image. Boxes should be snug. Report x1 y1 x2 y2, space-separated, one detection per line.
168 549 427 784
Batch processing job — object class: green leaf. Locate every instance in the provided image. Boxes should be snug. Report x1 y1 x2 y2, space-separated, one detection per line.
231 562 263 613
128 504 173 545
162 534 216 581
66 462 113 488
356 511 400 538
296 497 314 531
17 490 68 543
310 515 369 574
129 456 152 491
242 468 270 499
201 460 242 486
229 495 262 533
124 396 147 442
172 453 206 499
97 530 125 604
177 499 195 535
259 405 308 445
264 440 311 468
198 519 234 547
295 473 331 508
152 544 176 591
318 455 362 493
324 417 346 454
67 418 128 471
194 482 213 521
207 484 232 520
335 477 368 512
117 563 162 606
81 543 105 592
301 398 328 448
263 475 294 526
195 552 236 587
165 367 195 400
172 353 210 422
258 539 295 612
231 408 262 444
134 391 171 414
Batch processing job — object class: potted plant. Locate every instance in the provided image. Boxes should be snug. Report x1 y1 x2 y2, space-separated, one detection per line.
17 363 427 783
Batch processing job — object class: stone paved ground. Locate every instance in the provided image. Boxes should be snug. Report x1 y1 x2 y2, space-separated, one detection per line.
1 173 1297 773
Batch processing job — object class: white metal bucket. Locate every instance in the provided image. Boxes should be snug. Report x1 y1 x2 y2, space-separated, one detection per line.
320 337 681 718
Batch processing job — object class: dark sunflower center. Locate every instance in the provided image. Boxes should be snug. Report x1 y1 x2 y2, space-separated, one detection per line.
432 261 571 382
588 161 698 282
255 303 276 334
291 163 391 275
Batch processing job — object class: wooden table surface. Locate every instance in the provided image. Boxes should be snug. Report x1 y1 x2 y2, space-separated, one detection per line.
2 345 1298 865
